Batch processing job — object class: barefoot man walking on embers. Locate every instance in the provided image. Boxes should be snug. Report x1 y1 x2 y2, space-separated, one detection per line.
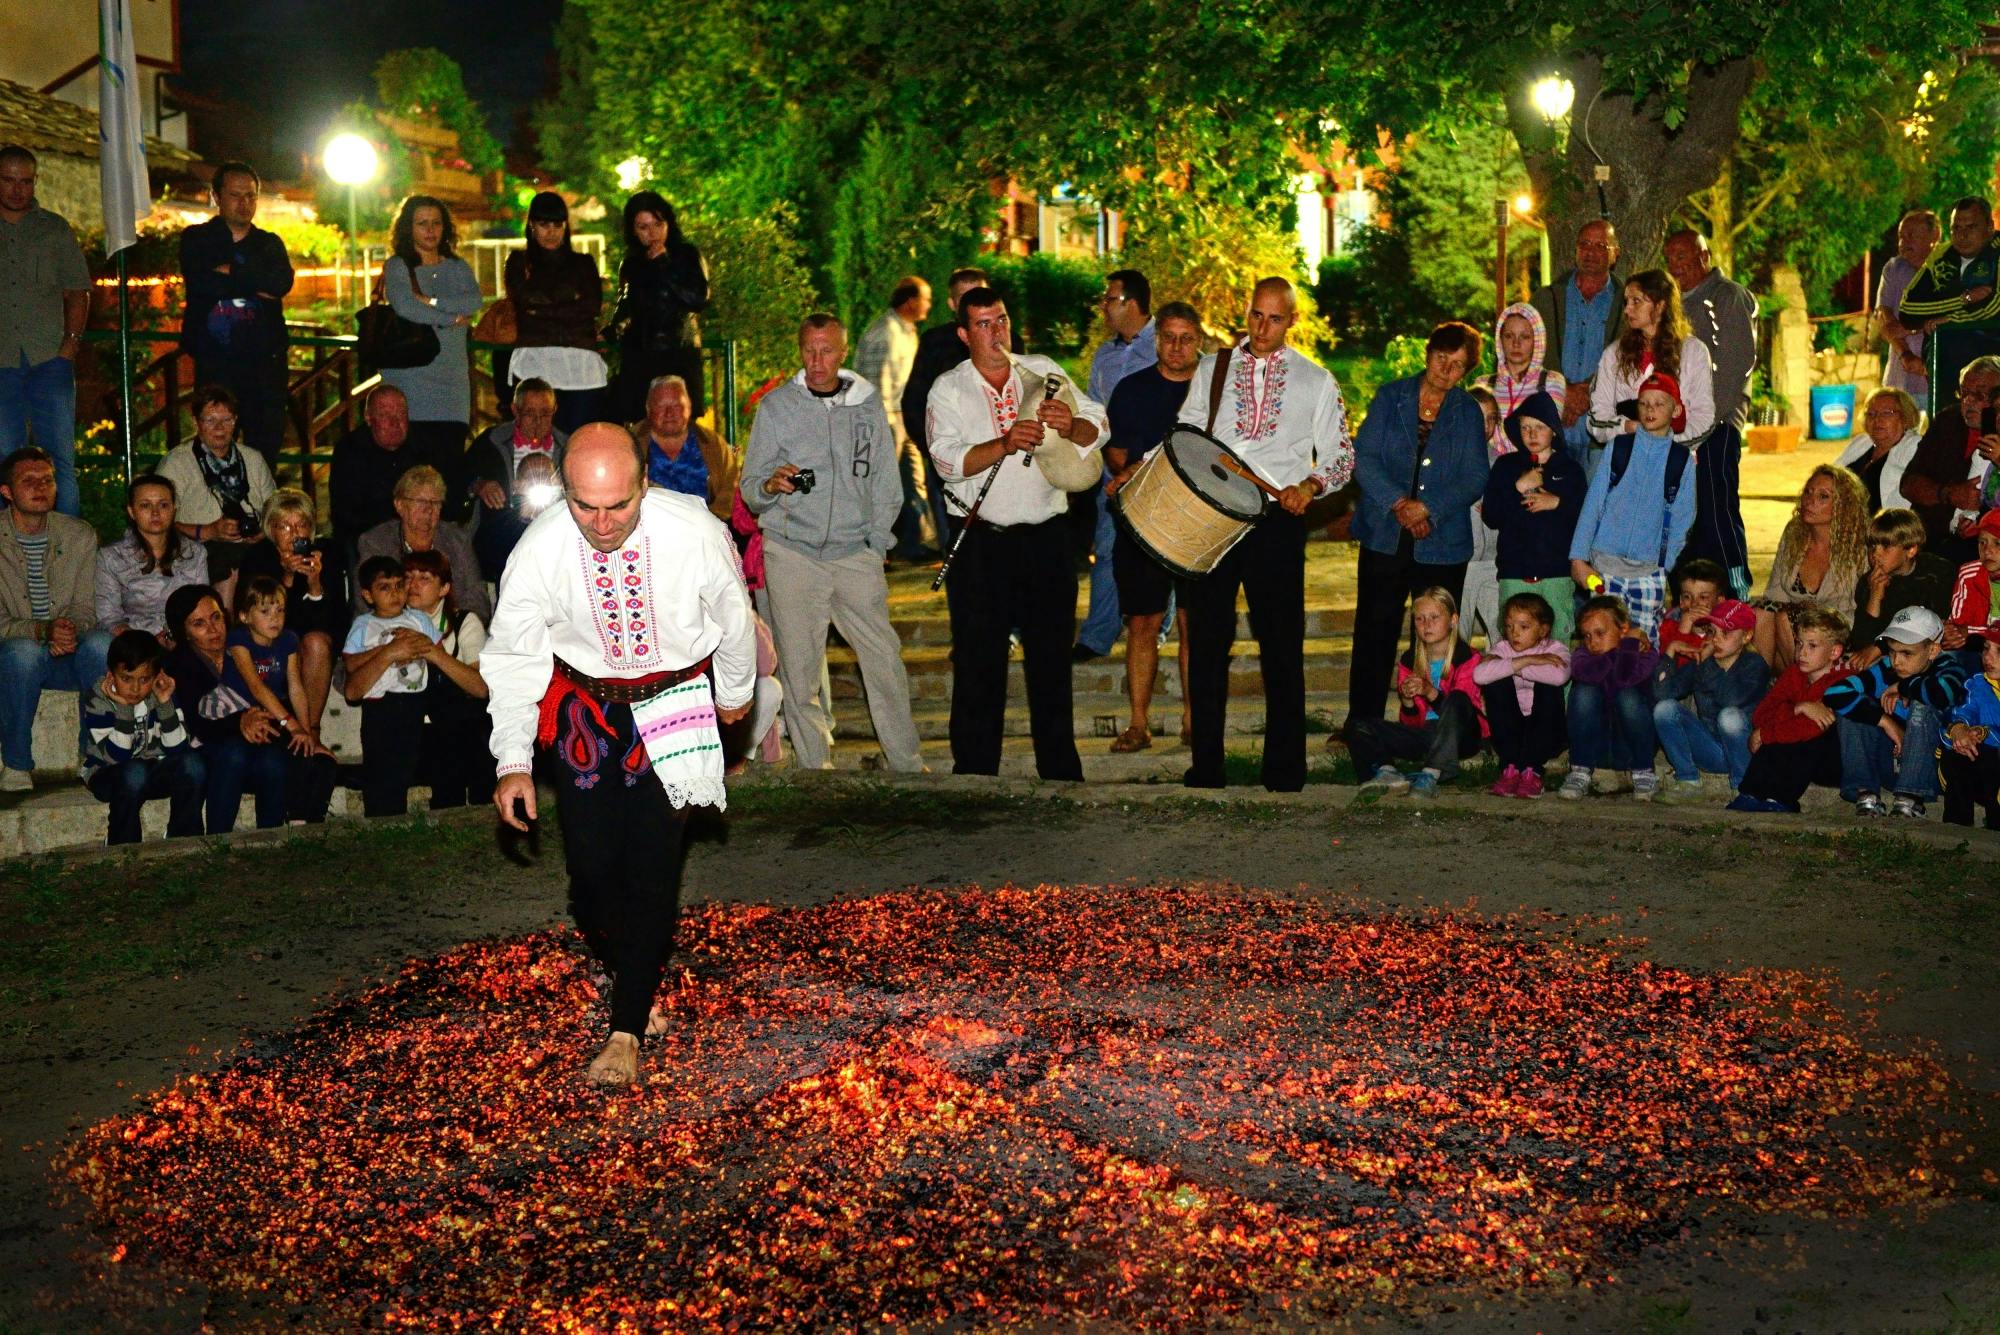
485 423 755 1086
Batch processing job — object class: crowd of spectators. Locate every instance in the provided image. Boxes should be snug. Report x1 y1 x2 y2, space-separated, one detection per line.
3 139 1999 841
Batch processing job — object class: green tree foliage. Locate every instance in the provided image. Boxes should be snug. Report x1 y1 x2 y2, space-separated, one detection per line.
824 125 990 334
373 49 505 176
682 203 822 402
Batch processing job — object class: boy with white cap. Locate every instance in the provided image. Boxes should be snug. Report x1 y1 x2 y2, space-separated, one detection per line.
1824 606 1971 818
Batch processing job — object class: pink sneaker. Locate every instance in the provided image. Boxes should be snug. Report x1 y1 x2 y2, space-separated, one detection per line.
1489 765 1520 797
1516 768 1545 799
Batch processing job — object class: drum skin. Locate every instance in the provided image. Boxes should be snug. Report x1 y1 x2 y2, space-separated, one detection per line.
1111 426 1268 578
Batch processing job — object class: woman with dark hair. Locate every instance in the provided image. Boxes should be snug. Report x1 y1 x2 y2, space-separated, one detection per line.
610 190 710 420
1585 268 1715 457
504 191 607 432
162 583 335 833
1346 320 1492 728
381 193 483 455
95 474 210 643
157 383 277 582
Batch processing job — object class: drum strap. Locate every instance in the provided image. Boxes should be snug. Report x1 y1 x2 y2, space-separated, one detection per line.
1206 346 1233 434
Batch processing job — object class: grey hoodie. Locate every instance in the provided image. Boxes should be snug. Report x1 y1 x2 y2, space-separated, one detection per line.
742 370 900 561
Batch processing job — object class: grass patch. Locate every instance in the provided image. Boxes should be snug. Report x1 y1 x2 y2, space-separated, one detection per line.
1774 829 1992 922
0 817 499 1013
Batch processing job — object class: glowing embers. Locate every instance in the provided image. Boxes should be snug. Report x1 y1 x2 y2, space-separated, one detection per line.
64 887 1960 1329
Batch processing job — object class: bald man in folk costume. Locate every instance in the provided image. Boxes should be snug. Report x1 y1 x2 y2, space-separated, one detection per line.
484 424 755 1086
1175 277 1353 792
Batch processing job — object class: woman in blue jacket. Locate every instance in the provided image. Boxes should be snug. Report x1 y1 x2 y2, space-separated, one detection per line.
1347 323 1492 727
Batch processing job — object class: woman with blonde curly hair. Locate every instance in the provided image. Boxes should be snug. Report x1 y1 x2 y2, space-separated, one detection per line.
1751 464 1870 668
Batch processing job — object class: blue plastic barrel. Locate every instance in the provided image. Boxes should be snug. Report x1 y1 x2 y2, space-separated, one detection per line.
1810 384 1856 440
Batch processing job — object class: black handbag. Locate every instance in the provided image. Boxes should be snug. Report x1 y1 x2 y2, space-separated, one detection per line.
355 261 441 371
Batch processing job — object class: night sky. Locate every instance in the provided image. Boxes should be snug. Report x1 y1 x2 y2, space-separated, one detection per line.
176 0 565 174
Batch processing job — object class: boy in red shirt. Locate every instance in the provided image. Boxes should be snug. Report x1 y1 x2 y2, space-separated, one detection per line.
1657 558 1728 664
1945 509 2000 651
1728 606 1855 813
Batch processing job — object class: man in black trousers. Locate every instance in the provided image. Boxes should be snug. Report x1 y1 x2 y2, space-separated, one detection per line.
178 162 294 466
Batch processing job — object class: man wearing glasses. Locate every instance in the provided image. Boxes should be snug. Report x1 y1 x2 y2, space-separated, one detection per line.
743 313 923 772
928 288 1108 779
1073 270 1157 662
1899 355 2000 564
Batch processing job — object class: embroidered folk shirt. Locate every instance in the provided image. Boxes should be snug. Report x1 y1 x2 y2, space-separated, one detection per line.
482 488 757 777
927 354 1110 528
1174 342 1354 493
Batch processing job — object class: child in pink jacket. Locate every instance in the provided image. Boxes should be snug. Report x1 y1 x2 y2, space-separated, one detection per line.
1472 591 1572 798
1351 587 1488 798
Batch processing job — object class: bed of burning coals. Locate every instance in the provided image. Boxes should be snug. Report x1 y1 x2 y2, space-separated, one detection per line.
62 884 1971 1329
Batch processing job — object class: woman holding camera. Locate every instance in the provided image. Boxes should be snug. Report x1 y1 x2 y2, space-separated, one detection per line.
157 383 277 582
237 487 343 735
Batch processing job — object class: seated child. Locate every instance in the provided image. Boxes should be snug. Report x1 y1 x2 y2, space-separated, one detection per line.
1472 591 1570 798
1568 373 1697 641
1560 594 1660 800
1350 587 1488 798
1849 508 1955 666
1483 392 1587 645
342 556 444 817
1655 558 1728 666
1824 606 1969 819
1945 509 2000 655
1730 607 1854 813
225 575 334 762
1942 627 2000 827
82 629 204 845
1651 597 1769 798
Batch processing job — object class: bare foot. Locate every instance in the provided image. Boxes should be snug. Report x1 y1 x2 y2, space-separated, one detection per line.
586 1032 641 1087
645 1004 670 1038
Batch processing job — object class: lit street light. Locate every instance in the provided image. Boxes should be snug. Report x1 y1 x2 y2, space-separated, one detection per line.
324 132 379 307
1530 75 1575 123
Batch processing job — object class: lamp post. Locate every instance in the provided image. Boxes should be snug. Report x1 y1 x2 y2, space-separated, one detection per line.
1530 75 1575 125
324 132 379 307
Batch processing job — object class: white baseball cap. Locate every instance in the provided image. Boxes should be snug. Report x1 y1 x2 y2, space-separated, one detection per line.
1880 606 1944 645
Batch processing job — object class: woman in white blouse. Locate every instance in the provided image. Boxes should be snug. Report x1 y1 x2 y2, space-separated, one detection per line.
1834 387 1924 512
1588 269 1715 455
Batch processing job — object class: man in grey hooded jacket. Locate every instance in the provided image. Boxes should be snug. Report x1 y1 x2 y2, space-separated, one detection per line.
743 314 924 771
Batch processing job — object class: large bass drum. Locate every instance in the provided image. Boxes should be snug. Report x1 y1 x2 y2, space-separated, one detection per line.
1110 424 1268 578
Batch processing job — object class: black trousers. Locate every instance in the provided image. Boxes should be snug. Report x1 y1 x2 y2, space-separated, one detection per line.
1185 511 1307 791
1941 746 2000 826
947 515 1082 780
1349 546 1468 727
87 751 206 845
548 699 690 1039
1738 729 1843 810
360 692 427 816
1681 422 1748 576
420 677 494 810
1480 679 1568 773
1344 694 1483 780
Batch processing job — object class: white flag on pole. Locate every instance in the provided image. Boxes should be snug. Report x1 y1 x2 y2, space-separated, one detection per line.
98 0 151 256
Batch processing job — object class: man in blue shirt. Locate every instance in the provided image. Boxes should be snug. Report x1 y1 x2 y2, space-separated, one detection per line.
1530 220 1623 474
1075 270 1156 660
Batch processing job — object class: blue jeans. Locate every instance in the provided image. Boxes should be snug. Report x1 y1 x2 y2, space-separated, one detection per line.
1652 700 1752 787
202 733 290 833
1076 477 1121 653
1567 681 1655 771
0 354 80 516
1838 707 1943 801
0 629 113 771
86 749 206 845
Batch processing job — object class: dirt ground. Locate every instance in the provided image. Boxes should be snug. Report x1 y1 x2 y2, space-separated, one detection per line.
2 774 1996 1333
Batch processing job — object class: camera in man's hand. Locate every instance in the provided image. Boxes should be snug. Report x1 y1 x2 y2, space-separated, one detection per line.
792 468 817 495
220 496 260 539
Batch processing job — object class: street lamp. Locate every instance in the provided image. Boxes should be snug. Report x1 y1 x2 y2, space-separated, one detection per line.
1530 75 1575 123
615 156 649 192
324 132 379 307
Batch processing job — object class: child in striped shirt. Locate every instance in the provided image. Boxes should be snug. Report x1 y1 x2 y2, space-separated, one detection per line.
83 629 206 845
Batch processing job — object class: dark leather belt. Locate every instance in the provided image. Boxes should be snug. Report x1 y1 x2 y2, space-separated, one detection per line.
553 655 710 705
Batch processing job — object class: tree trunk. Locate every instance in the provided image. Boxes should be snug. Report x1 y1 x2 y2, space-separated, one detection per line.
1705 156 1736 278
1507 54 1755 282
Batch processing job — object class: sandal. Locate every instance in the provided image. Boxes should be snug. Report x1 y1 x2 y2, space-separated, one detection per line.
1109 726 1152 753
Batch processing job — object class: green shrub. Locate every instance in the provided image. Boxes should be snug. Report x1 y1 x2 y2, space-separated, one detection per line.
687 203 822 419
979 253 1105 355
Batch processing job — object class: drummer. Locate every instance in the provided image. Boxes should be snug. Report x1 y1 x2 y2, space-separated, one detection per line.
1174 277 1353 791
1103 300 1205 752
927 287 1109 780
